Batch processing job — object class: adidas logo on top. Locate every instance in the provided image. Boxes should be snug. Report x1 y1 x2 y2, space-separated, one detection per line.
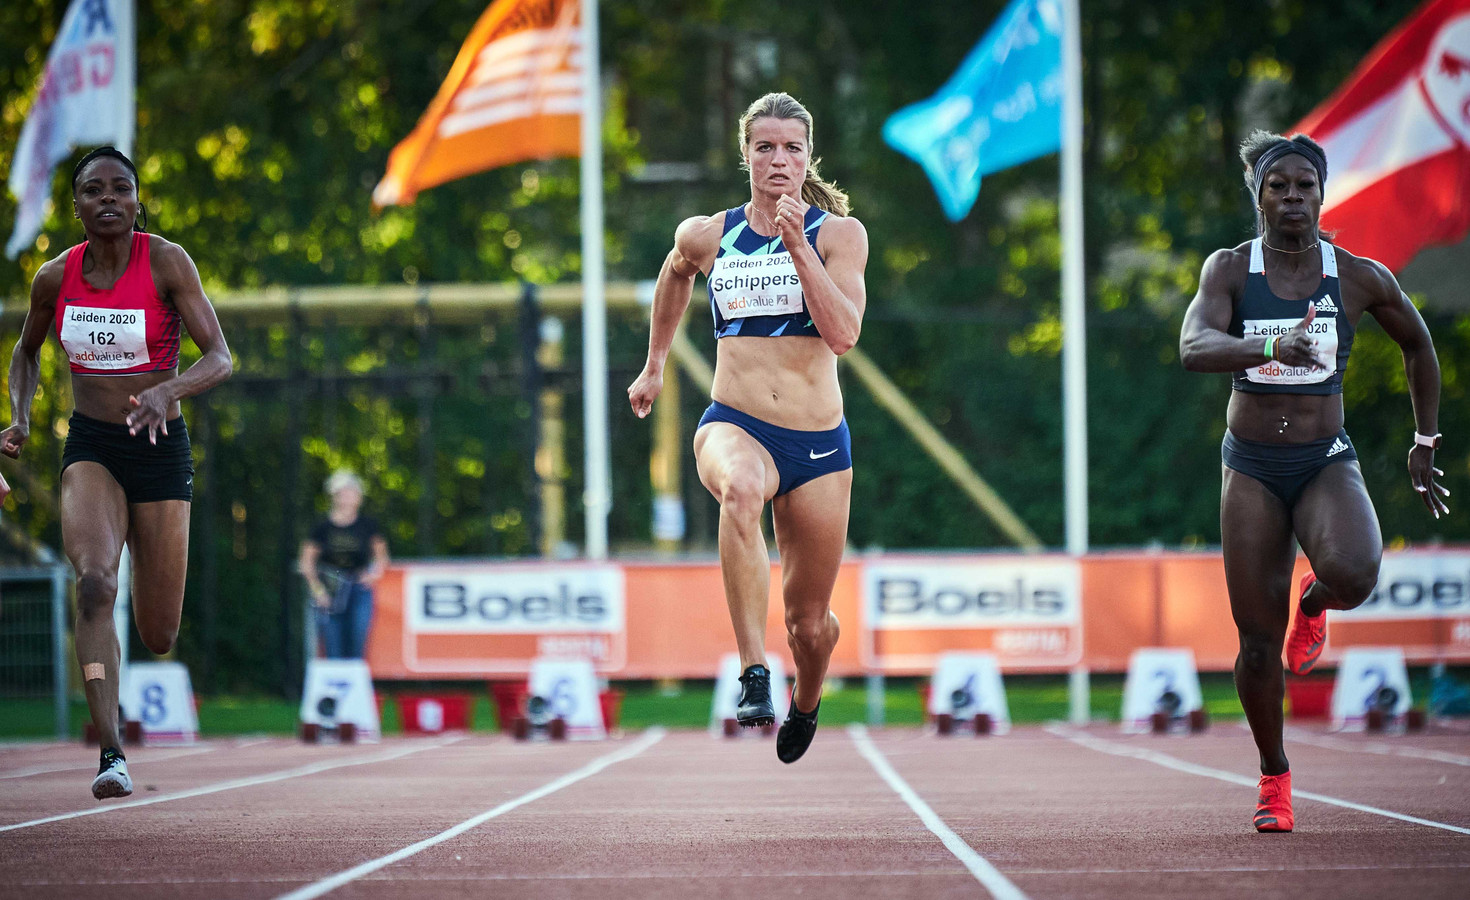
1315 295 1339 313
1326 437 1349 457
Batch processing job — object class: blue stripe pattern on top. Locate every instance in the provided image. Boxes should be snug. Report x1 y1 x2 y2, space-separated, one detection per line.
708 205 828 339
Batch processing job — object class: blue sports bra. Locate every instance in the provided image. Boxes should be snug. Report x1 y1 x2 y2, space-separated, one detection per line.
707 204 828 339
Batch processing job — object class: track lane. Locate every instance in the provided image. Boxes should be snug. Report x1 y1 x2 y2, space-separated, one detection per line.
864 725 1469 900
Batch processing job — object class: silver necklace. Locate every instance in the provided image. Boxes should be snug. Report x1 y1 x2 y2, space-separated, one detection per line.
1262 239 1319 254
749 203 780 253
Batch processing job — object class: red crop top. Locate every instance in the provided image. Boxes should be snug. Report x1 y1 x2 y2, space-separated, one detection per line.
55 232 181 376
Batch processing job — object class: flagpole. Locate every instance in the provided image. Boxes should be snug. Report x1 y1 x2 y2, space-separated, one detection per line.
121 0 136 157
579 0 610 560
1060 0 1090 723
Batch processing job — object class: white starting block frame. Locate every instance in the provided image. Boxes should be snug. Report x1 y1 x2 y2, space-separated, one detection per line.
121 661 199 745
1331 647 1412 731
709 653 790 737
300 659 380 741
927 652 1010 735
529 657 606 740
1122 648 1204 733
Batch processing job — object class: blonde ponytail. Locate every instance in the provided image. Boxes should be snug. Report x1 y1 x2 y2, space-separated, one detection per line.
801 161 849 217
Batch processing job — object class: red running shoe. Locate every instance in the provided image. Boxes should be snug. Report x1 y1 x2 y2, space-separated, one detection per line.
1286 571 1327 675
1254 771 1293 832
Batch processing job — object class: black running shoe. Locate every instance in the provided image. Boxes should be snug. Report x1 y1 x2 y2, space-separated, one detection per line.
736 664 775 727
91 746 132 800
776 696 820 764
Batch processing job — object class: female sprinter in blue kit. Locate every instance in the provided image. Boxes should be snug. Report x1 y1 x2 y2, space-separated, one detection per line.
628 93 869 764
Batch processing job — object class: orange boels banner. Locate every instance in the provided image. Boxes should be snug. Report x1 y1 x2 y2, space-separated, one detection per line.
372 0 582 206
364 548 1470 679
860 555 1084 671
379 560 626 675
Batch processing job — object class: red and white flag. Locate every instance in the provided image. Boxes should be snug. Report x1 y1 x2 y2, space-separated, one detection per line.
1292 0 1470 271
373 0 582 207
6 0 135 259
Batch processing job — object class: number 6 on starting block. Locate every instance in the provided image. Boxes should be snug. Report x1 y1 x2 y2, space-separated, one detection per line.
529 657 605 740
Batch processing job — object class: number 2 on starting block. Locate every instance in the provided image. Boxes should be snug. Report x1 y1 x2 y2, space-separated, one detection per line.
1122 648 1203 732
1331 647 1411 729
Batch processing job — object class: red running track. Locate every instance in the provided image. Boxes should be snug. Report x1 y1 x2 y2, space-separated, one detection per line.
0 722 1466 899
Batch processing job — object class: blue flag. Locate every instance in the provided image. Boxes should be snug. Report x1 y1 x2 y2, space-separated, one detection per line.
883 0 1063 221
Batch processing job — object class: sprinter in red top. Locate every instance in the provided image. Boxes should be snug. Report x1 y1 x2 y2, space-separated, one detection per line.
2 146 232 801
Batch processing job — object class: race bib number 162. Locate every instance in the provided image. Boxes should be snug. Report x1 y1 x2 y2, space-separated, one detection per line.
59 305 149 370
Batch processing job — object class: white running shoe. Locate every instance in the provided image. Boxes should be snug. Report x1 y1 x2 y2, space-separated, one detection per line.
91 748 132 800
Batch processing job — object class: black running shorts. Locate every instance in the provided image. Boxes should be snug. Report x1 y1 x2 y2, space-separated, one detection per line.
61 411 193 503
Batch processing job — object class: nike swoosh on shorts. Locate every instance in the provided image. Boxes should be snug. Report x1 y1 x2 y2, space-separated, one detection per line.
809 448 837 460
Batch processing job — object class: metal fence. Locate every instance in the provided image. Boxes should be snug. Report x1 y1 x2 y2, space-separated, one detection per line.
0 564 71 739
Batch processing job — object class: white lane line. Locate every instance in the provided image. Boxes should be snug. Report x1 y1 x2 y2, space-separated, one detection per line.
273 727 668 900
1047 726 1470 836
0 745 219 780
0 736 465 833
1285 727 1470 767
848 724 1029 900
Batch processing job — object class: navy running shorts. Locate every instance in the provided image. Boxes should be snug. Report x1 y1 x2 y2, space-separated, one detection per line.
1221 428 1357 507
698 401 852 496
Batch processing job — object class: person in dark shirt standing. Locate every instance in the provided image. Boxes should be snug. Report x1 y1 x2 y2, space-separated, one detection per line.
298 469 389 659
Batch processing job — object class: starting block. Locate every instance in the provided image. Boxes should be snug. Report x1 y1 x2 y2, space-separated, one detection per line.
300 659 380 742
928 653 1010 736
510 692 570 742
1123 648 1206 734
710 653 789 738
1332 647 1416 732
121 661 200 745
83 718 143 746
513 657 605 741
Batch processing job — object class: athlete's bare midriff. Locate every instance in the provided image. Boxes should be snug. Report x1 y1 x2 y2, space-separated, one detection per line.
71 370 182 424
712 335 842 430
1227 390 1344 444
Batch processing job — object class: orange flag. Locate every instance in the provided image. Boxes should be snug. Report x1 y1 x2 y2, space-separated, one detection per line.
373 0 582 206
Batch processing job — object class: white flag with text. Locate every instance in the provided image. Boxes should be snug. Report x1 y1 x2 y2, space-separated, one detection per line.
6 0 135 259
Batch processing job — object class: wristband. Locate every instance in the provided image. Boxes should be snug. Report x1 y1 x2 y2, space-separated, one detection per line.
1413 432 1442 449
1263 336 1277 361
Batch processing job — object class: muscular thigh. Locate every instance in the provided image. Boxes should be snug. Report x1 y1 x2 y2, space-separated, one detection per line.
694 422 779 502
1220 467 1296 634
1292 461 1381 571
60 462 129 572
771 469 852 614
127 500 191 628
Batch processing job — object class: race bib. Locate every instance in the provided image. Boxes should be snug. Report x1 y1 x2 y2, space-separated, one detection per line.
708 252 805 320
1242 316 1336 385
59 305 149 370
